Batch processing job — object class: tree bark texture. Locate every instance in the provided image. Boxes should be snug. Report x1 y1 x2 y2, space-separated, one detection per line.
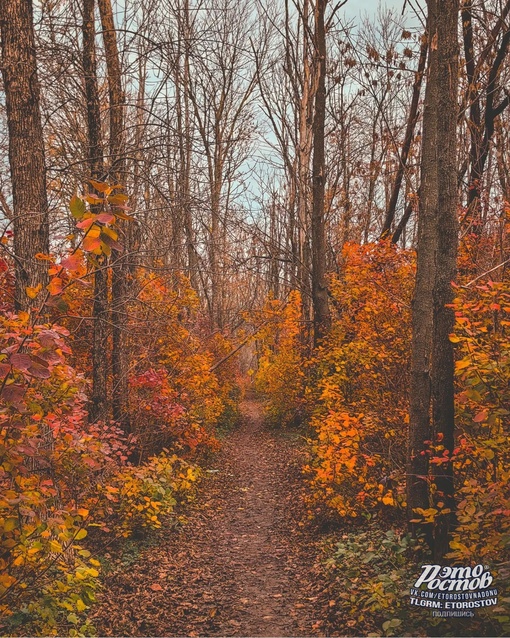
97 0 130 432
408 0 459 558
311 0 331 344
431 0 459 559
408 15 438 545
0 0 49 312
83 0 110 424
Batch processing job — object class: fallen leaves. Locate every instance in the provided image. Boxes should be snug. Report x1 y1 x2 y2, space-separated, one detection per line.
149 583 164 592
91 402 327 637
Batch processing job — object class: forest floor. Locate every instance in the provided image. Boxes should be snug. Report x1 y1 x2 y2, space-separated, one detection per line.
91 400 335 637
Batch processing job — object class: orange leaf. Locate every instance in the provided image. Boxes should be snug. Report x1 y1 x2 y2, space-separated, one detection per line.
26 284 42 299
85 194 103 205
89 179 112 194
149 583 163 591
83 235 101 252
47 277 64 296
115 210 134 221
108 193 129 205
61 251 83 272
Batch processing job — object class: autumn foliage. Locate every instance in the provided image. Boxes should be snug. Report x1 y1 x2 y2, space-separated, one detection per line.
0 187 240 636
307 242 414 518
253 291 307 427
253 240 510 635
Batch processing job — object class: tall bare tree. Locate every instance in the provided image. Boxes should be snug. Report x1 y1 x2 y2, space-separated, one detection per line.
310 0 331 342
97 0 130 431
83 0 109 423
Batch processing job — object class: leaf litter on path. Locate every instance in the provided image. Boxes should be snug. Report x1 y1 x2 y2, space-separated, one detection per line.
91 400 335 637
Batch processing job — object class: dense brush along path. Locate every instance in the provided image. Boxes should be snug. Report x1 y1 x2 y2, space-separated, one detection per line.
91 400 333 636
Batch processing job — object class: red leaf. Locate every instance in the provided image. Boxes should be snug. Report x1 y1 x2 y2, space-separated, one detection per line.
37 350 61 365
38 331 58 348
61 251 83 271
0 362 11 377
76 217 96 230
101 233 123 252
10 353 32 371
96 213 115 224
83 456 102 469
30 355 49 368
28 363 51 379
1 384 25 407
473 410 488 423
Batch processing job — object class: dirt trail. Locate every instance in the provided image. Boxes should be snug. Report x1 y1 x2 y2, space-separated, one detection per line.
92 400 325 637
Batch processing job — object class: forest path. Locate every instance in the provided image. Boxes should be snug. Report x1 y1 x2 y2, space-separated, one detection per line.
92 399 327 637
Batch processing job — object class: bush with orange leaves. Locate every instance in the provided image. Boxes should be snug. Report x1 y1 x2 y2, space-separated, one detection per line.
306 241 415 519
253 291 307 427
444 280 510 575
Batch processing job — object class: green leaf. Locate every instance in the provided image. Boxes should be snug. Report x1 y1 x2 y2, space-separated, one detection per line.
70 195 86 219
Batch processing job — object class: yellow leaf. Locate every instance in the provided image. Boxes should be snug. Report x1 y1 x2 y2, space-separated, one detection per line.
3 518 18 532
75 528 87 540
76 599 87 612
26 284 42 299
49 540 63 553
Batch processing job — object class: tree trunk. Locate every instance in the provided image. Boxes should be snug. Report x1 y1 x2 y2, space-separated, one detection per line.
311 0 330 344
83 0 109 424
0 0 49 312
97 0 130 432
407 0 459 559
177 0 199 290
430 0 459 559
408 15 438 547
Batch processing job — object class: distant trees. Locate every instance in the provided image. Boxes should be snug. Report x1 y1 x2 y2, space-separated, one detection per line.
461 0 510 233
